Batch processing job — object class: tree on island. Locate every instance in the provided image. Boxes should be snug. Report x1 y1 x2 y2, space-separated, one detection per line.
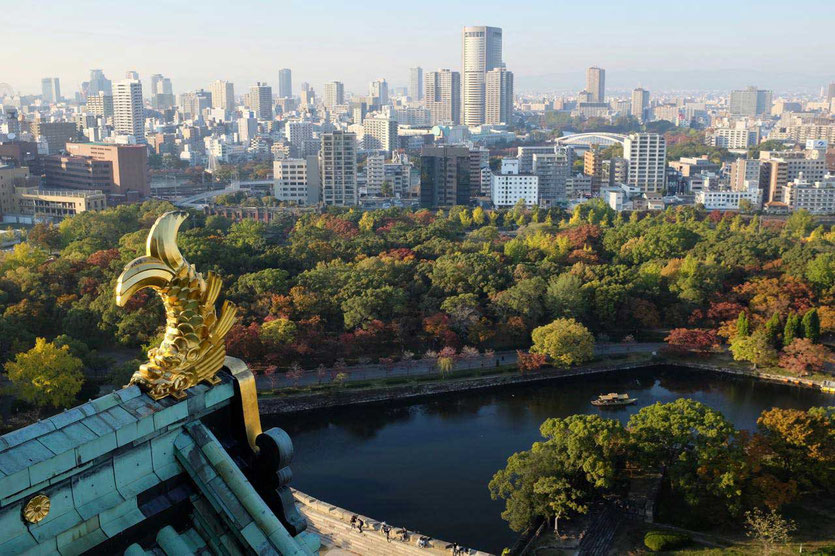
530 318 594 367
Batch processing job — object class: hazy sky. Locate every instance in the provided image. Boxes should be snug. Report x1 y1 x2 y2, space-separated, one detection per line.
4 0 835 96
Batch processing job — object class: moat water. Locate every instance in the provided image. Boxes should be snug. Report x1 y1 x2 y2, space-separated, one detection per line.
265 366 831 553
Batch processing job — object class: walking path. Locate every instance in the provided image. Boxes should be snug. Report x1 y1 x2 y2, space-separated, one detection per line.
256 342 665 390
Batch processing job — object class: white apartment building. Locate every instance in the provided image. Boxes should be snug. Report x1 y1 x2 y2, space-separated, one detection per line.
387 106 431 126
696 185 762 211
729 158 761 191
485 68 514 125
623 133 666 193
710 126 759 149
237 111 257 144
113 79 144 143
285 121 313 151
323 82 344 110
362 116 398 152
210 80 235 112
366 154 410 197
249 83 273 121
274 158 316 205
491 158 538 207
782 176 835 214
425 70 460 125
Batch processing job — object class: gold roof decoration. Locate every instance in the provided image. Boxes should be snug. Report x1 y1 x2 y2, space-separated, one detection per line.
116 211 237 400
23 494 50 523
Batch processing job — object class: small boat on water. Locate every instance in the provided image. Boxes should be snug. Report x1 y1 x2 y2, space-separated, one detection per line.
591 393 637 407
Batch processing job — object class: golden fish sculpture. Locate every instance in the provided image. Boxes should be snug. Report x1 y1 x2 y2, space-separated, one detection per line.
116 211 237 400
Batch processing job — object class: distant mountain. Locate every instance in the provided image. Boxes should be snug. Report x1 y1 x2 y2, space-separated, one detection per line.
516 69 832 95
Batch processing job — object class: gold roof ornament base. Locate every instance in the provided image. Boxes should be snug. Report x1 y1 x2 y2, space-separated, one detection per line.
116 211 238 401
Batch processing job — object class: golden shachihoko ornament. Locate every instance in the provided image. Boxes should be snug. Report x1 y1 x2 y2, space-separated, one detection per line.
116 211 237 400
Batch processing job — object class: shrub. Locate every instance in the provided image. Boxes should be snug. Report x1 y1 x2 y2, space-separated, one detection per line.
643 530 691 551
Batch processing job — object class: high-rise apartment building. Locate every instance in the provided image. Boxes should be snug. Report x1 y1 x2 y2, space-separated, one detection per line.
729 87 773 116
249 83 273 120
729 158 761 192
41 78 60 103
410 67 424 101
420 145 471 207
827 83 835 105
363 116 398 152
323 81 345 110
491 158 539 207
462 26 503 126
623 133 666 193
533 149 573 206
86 92 114 118
425 70 460 125
369 79 389 105
210 80 235 112
180 90 212 119
113 79 145 143
238 111 258 143
631 88 650 121
586 67 605 103
274 157 319 205
319 131 357 205
278 69 292 98
583 148 604 193
485 68 513 125
285 121 313 154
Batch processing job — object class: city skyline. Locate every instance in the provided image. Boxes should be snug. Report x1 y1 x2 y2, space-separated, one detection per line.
3 0 835 96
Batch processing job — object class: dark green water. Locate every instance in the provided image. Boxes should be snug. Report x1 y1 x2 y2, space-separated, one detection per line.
266 366 831 553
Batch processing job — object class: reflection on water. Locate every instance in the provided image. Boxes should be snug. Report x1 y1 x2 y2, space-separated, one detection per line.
266 366 829 553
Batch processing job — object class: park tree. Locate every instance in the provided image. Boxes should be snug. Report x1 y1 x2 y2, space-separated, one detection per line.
783 313 802 347
516 350 546 374
801 308 820 343
730 330 778 368
778 338 829 377
664 328 718 353
489 415 628 532
259 317 298 345
763 312 782 348
736 311 750 337
5 338 84 408
530 318 594 367
805 252 834 295
744 508 796 555
544 273 587 320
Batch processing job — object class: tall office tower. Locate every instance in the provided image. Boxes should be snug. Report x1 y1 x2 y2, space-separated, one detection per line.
586 67 605 102
583 148 604 193
180 90 212 118
369 79 389 105
323 81 345 110
210 80 235 112
151 74 163 97
249 82 273 120
41 78 60 103
462 26 503 126
631 88 650 121
150 74 174 110
88 69 112 97
425 69 461 125
469 146 490 195
113 79 145 143
729 86 773 116
126 70 140 80
363 116 398 152
828 83 835 105
278 69 292 98
238 111 258 143
420 145 471 207
319 131 357 205
624 133 666 193
410 67 424 101
485 68 513 124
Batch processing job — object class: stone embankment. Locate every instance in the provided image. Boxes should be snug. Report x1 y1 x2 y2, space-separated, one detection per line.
294 490 492 556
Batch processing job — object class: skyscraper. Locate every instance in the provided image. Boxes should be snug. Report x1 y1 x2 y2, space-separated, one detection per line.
425 69 460 125
126 70 140 80
369 79 389 105
409 67 424 101
631 88 650 121
729 87 773 116
362 116 398 152
827 83 835 105
586 67 605 103
41 78 60 103
624 133 666 193
462 26 503 126
278 69 292 98
210 80 235 112
88 69 112 97
249 83 273 120
150 74 174 110
113 79 145 143
319 131 357 205
485 68 513 124
323 81 344 110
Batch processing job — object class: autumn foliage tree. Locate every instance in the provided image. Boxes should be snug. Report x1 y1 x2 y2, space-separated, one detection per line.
5 338 84 408
664 328 718 353
779 338 829 376
516 350 547 374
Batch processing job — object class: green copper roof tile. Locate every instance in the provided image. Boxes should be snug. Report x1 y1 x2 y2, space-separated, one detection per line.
80 415 115 437
48 408 86 431
152 401 188 430
56 516 106 556
113 443 159 499
71 464 124 520
58 422 97 445
29 505 84 543
0 439 54 476
239 521 272 554
0 498 32 544
114 386 142 403
104 406 136 428
124 543 148 556
151 430 182 482
89 394 120 413
22 535 57 555
98 498 145 538
76 402 98 417
120 397 159 419
76 431 117 464
204 382 234 408
0 468 30 497
29 447 75 485
1 420 56 451
38 429 77 456
0 531 37 554
181 527 207 551
156 524 193 555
